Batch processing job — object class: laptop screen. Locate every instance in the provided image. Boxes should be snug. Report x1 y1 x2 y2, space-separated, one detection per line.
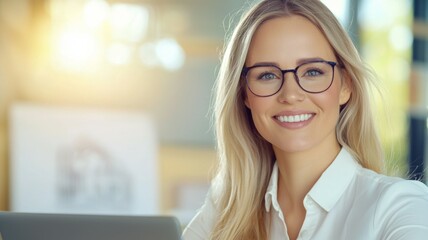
0 212 182 240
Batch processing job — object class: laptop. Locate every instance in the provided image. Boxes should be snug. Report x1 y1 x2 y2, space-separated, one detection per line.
0 212 182 240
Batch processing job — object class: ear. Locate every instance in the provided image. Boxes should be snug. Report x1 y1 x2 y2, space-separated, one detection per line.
339 70 352 105
243 87 251 109
244 96 251 108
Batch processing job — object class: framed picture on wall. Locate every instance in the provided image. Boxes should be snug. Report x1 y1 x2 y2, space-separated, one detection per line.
9 103 159 215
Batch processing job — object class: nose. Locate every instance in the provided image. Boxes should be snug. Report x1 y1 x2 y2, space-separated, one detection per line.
277 72 305 103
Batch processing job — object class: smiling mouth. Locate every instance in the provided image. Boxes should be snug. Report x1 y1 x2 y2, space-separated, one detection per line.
275 113 314 123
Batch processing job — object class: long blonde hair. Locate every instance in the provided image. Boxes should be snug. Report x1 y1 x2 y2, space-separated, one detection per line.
210 0 384 239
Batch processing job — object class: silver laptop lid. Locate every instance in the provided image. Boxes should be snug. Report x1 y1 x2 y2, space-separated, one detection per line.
0 212 182 240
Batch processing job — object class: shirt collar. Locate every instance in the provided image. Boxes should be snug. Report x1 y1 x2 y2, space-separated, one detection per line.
307 148 360 211
264 147 360 212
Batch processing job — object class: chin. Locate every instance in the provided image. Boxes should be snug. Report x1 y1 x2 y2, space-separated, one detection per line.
275 142 314 154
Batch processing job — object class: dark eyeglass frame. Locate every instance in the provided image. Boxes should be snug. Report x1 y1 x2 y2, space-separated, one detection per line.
242 60 338 97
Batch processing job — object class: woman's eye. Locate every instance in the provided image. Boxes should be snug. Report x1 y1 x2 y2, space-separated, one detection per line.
258 72 278 80
304 69 323 77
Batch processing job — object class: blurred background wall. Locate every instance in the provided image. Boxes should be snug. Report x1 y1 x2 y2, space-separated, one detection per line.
0 0 426 226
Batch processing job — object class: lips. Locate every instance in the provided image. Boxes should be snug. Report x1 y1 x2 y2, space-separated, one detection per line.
275 113 314 123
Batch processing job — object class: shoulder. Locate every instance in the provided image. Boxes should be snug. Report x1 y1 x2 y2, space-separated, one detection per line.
358 171 428 239
373 177 428 215
354 167 428 196
377 177 428 199
354 168 428 213
347 168 428 239
182 190 219 240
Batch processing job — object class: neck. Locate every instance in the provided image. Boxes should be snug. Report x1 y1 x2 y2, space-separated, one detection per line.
275 142 341 208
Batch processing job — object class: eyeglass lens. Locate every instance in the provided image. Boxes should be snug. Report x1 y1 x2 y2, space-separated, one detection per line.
246 61 334 96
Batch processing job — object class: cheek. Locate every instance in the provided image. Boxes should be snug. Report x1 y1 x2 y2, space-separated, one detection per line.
246 98 264 122
245 92 271 129
317 84 343 115
323 92 341 107
327 76 344 101
245 89 258 110
306 79 343 120
245 90 270 116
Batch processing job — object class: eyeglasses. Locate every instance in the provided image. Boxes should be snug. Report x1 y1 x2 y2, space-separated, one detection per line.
242 60 337 97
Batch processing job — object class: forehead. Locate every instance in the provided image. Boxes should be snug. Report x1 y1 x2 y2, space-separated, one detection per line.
246 15 336 67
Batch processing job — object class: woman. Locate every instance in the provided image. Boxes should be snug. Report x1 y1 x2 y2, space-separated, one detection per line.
183 0 428 239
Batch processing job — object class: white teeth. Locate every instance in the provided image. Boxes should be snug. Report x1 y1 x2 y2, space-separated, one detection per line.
276 114 313 123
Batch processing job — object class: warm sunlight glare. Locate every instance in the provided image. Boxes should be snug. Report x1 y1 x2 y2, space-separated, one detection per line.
110 3 149 42
53 29 101 71
83 0 110 29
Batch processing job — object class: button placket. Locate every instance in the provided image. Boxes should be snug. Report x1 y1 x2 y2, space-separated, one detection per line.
298 198 318 240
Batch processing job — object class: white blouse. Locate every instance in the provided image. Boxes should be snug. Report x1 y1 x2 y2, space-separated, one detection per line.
183 148 428 240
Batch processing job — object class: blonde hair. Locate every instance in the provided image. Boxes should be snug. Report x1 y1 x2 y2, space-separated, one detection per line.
210 0 384 239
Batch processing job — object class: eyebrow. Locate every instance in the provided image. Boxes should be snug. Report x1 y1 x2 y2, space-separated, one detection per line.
249 57 328 68
296 57 326 65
